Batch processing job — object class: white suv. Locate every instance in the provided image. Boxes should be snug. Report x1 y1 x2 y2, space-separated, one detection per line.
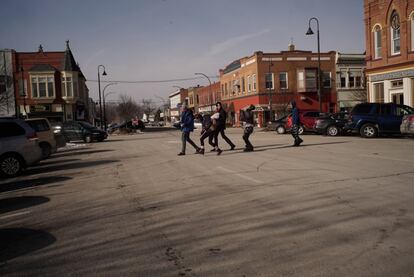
0 118 43 177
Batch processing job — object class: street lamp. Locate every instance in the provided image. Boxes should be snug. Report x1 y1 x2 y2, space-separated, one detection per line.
20 66 28 118
97 65 107 128
267 61 274 122
306 17 322 113
194 72 212 112
102 82 117 131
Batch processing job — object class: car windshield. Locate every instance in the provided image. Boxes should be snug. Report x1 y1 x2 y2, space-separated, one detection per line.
79 122 96 129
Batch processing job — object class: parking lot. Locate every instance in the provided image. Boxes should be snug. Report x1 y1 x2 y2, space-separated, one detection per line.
1 129 414 277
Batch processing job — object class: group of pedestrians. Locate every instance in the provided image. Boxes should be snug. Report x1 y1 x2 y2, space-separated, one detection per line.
177 100 303 156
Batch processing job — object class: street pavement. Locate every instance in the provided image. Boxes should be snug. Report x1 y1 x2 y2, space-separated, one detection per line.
1 129 414 277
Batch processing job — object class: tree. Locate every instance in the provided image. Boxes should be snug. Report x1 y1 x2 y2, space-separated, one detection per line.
141 99 156 118
116 94 142 121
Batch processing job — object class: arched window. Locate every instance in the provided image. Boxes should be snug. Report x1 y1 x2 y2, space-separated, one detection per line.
390 10 401 55
410 12 414 51
373 24 382 59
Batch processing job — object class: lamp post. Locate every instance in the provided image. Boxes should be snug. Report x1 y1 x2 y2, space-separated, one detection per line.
20 66 28 118
306 17 322 113
97 65 107 128
102 82 117 131
267 61 274 122
194 73 212 112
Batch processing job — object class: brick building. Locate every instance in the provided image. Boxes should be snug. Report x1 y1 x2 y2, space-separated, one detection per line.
197 82 221 113
187 85 202 113
219 44 337 127
364 0 414 107
10 41 89 123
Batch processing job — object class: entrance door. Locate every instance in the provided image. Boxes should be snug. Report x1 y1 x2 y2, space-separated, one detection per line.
392 92 404 105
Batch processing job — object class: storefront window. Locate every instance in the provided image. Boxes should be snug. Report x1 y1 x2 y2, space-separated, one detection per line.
373 82 384 103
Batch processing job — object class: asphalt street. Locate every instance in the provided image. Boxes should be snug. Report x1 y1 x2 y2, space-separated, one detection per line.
1 129 414 277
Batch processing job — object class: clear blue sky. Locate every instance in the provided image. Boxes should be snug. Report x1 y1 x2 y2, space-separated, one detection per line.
1 0 365 105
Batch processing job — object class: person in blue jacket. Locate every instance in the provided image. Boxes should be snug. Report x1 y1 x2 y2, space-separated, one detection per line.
290 100 303 146
178 104 201 156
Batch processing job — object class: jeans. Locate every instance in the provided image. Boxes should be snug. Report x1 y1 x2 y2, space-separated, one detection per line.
291 124 301 142
200 129 215 147
181 132 199 153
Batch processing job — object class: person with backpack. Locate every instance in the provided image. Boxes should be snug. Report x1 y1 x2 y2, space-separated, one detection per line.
290 100 303 146
240 104 255 152
214 102 236 151
178 105 201 156
195 113 216 155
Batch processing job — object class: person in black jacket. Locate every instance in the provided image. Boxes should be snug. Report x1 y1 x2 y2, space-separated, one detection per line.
240 104 255 152
290 100 303 146
213 102 236 151
195 113 215 155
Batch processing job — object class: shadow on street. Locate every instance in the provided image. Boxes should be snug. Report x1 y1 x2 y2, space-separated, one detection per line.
0 176 72 193
24 159 120 175
0 228 56 263
0 196 50 214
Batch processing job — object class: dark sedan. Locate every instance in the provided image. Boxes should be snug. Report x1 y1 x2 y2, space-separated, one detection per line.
267 115 289 134
61 121 107 143
314 113 349 136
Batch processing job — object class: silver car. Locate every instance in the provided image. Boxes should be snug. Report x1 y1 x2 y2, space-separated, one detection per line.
400 114 414 137
0 118 43 177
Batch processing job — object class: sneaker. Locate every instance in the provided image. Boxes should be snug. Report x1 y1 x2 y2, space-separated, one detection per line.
230 145 235 150
178 152 185 156
196 148 204 155
210 149 216 152
298 138 303 146
243 148 254 152
217 149 223 155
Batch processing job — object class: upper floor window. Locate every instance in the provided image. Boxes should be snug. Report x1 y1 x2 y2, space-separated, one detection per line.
241 77 245 93
265 73 274 90
62 77 73 97
390 11 401 55
338 71 346 88
391 79 403 88
252 74 256 91
373 25 382 59
410 12 414 51
305 69 317 90
31 75 55 98
279 72 288 89
322 72 331 88
247 75 252 92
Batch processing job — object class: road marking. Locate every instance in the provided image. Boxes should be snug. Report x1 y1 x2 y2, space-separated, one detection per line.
359 154 414 164
0 211 31 220
217 166 264 184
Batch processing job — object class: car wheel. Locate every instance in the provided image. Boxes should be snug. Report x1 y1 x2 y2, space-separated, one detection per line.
327 125 339 136
360 123 377 138
40 142 52 159
276 126 286 134
298 126 304 135
84 135 92 143
0 154 24 177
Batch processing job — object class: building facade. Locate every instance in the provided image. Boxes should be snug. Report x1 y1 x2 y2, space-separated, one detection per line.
168 88 188 123
10 41 89 123
335 53 367 111
364 0 414 107
197 82 221 113
187 85 202 113
220 45 337 127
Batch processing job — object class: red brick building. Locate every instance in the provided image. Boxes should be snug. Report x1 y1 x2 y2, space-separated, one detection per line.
364 0 414 107
196 82 221 113
220 45 337 127
11 41 89 123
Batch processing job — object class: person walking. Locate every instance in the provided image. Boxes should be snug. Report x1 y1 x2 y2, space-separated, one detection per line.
195 113 216 155
240 104 255 152
290 100 303 146
178 105 201 156
214 102 236 151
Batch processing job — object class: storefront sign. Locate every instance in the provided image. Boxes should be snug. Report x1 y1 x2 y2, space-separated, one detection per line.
370 69 414 82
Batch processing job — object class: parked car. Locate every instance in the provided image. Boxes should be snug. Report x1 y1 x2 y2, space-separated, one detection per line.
345 102 414 138
267 115 289 134
0 118 42 177
400 114 414 137
284 110 322 135
61 121 107 143
25 118 59 158
314 113 349 136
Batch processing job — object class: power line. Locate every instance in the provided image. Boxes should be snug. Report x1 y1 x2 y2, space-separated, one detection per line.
86 75 219 84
